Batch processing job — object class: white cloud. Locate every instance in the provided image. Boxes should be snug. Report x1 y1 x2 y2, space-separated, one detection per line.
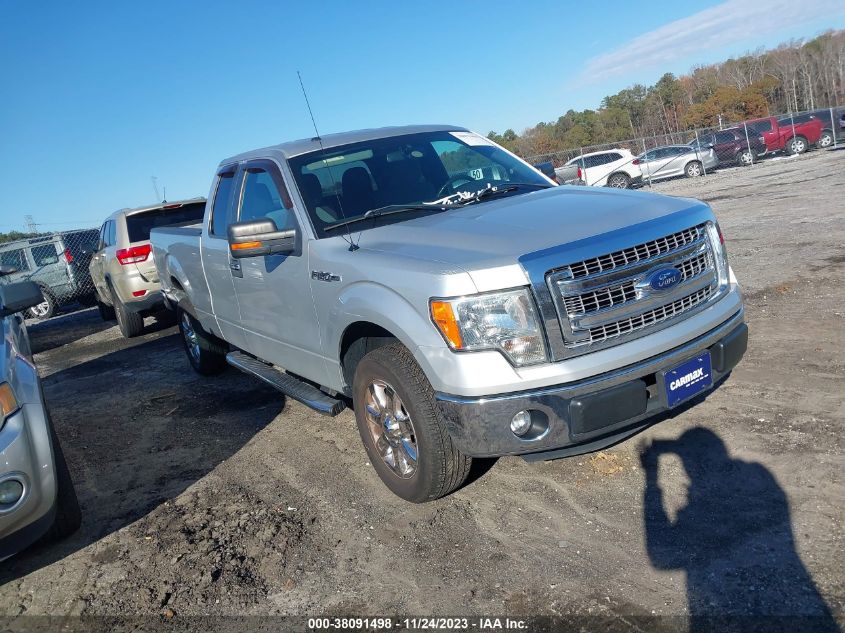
581 0 845 83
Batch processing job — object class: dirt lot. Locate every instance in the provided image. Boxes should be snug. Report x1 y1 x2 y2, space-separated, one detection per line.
1 149 843 629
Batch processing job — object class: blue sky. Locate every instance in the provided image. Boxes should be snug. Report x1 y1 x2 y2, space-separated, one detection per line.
1 0 843 231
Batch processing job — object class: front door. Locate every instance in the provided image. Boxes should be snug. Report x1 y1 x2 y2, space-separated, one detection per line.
230 159 322 379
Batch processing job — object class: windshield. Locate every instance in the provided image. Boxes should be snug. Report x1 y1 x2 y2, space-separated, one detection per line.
287 130 550 238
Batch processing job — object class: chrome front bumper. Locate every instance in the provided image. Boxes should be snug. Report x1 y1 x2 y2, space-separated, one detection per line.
435 309 746 459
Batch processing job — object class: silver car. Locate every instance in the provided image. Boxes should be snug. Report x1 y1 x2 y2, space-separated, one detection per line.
636 145 719 181
0 266 80 559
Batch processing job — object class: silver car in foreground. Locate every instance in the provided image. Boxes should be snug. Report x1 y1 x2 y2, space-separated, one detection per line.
0 266 80 559
636 144 719 181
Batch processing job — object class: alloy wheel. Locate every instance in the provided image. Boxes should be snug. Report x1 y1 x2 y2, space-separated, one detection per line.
30 300 50 318
181 312 201 362
364 379 418 478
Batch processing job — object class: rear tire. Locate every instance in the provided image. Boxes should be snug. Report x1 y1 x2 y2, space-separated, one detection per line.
787 135 808 154
26 289 56 320
111 287 144 338
42 414 81 541
177 307 228 375
353 343 472 503
685 160 703 178
817 130 833 148
606 172 631 189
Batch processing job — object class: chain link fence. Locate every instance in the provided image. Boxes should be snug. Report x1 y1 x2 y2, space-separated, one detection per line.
528 105 844 188
0 228 101 319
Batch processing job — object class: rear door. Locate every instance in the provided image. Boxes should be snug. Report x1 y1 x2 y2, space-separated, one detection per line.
201 166 248 349
230 159 321 378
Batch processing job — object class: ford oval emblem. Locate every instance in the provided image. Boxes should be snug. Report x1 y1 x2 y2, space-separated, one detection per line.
648 267 682 292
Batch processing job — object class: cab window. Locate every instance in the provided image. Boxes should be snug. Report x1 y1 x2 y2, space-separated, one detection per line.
239 167 296 231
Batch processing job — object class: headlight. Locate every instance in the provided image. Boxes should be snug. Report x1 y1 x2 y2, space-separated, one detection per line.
706 221 729 285
430 288 548 366
0 382 19 430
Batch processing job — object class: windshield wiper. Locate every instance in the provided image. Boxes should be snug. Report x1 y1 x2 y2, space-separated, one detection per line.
457 182 553 206
324 204 448 232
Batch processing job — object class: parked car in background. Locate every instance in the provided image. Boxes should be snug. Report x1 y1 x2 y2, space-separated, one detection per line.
151 125 746 503
689 127 766 167
90 198 206 338
636 145 718 181
532 161 559 183
0 266 81 560
745 115 823 155
801 108 844 147
559 149 642 188
0 230 100 320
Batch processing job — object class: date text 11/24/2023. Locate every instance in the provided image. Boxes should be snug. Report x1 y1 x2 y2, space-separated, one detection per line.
307 617 529 630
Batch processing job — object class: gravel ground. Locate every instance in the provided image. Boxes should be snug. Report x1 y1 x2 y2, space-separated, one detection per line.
1 149 843 630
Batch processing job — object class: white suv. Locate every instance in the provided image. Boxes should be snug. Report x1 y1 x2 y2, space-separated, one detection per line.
564 149 643 188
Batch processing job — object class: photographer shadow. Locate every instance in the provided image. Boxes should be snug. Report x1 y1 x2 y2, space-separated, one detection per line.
640 427 839 633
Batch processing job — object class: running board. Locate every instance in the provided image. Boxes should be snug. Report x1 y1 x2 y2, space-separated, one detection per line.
226 351 346 417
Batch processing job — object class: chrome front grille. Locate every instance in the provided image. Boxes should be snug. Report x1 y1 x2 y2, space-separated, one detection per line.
564 225 704 279
548 223 721 354
586 286 713 344
561 250 712 317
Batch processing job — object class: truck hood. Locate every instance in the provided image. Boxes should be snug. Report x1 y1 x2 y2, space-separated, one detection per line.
357 186 705 289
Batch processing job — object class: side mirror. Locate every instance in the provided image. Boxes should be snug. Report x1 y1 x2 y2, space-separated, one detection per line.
0 265 18 277
0 281 44 317
227 218 296 259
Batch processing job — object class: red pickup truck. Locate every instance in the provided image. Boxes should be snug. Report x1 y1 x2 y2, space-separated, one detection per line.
746 116 823 155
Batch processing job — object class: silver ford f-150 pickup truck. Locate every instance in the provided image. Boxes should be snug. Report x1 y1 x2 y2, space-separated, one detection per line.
150 125 747 503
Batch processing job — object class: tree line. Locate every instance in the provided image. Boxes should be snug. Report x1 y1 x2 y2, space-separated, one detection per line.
489 30 845 158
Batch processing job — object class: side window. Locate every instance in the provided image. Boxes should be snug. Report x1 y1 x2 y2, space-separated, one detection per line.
0 248 30 272
239 167 297 231
606 152 622 162
210 172 236 238
107 221 116 246
32 244 59 266
714 132 733 144
99 223 107 248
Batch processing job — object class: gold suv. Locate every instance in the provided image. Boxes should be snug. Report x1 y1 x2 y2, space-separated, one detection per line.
90 198 205 338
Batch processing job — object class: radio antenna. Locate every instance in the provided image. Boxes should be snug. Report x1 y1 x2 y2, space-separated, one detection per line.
297 71 357 251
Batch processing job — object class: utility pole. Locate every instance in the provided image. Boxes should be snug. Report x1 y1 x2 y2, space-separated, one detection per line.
151 176 161 202
24 215 38 234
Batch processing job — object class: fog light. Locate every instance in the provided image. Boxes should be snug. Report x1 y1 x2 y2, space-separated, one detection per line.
0 480 23 506
510 410 533 437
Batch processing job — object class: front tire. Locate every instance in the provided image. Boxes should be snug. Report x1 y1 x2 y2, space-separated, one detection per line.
42 414 81 541
177 307 227 375
736 148 755 166
685 160 703 178
353 343 472 503
111 288 144 338
606 173 631 189
787 135 808 154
